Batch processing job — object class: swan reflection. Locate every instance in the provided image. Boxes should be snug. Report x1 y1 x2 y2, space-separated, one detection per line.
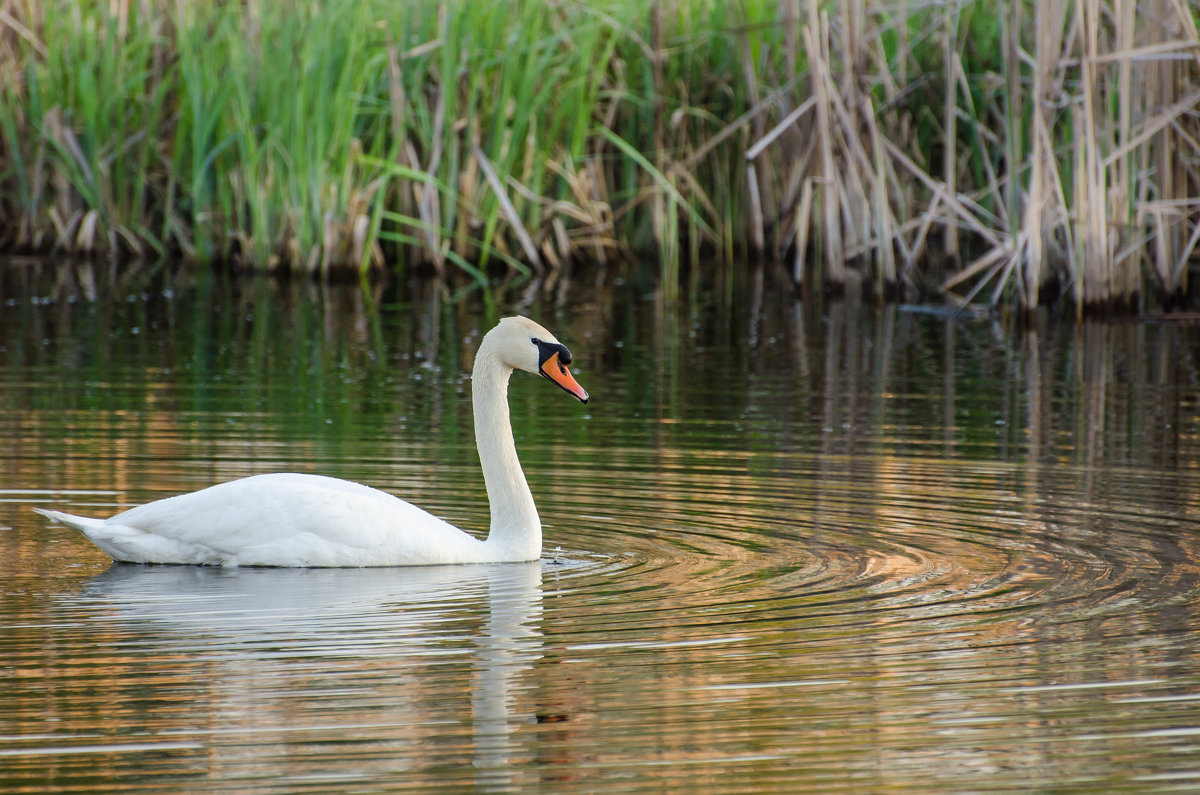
75 561 544 788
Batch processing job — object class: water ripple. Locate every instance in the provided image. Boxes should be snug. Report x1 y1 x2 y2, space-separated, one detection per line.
544 447 1200 647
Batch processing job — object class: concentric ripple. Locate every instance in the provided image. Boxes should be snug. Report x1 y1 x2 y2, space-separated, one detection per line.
545 447 1192 624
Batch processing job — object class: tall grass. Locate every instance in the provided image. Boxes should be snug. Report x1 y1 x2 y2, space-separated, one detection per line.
1 0 1199 315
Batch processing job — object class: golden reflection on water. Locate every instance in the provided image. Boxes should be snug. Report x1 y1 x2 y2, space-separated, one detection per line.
4 259 1200 791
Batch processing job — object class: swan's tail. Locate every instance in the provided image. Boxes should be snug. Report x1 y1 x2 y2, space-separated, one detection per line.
33 507 107 533
34 506 215 564
34 508 131 561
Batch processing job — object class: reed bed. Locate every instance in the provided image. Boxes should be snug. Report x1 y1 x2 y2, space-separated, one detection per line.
1 0 1198 314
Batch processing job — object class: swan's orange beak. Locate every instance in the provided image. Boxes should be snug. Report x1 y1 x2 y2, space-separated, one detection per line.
540 353 590 403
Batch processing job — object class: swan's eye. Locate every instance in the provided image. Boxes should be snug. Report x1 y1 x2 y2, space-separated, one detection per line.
534 338 573 370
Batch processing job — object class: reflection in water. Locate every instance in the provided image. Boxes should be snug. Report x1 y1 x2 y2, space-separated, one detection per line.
4 259 1200 791
65 562 544 791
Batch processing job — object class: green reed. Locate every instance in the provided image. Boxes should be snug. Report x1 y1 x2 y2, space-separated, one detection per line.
1 0 1198 315
2 2 175 255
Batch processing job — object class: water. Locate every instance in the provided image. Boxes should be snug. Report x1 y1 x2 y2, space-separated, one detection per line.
4 259 1200 792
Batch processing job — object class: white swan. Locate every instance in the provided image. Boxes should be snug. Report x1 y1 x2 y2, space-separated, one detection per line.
34 316 589 567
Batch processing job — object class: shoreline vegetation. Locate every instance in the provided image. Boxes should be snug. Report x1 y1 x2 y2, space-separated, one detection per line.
1 1 1199 316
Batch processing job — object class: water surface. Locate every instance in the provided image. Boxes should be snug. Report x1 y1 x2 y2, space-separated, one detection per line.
4 260 1200 792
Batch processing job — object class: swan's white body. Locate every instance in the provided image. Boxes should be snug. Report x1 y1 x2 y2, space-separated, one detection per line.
35 316 589 567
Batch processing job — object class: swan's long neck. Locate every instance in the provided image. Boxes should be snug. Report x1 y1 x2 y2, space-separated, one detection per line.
472 347 541 561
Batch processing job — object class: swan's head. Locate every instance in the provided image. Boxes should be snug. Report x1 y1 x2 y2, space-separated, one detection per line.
483 316 590 403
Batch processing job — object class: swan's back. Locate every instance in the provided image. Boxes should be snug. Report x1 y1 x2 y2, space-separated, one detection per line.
39 474 488 567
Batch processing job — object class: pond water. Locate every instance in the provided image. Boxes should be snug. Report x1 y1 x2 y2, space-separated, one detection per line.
4 259 1200 792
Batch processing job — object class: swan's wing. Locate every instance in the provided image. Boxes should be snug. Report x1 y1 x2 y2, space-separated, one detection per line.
51 473 485 567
